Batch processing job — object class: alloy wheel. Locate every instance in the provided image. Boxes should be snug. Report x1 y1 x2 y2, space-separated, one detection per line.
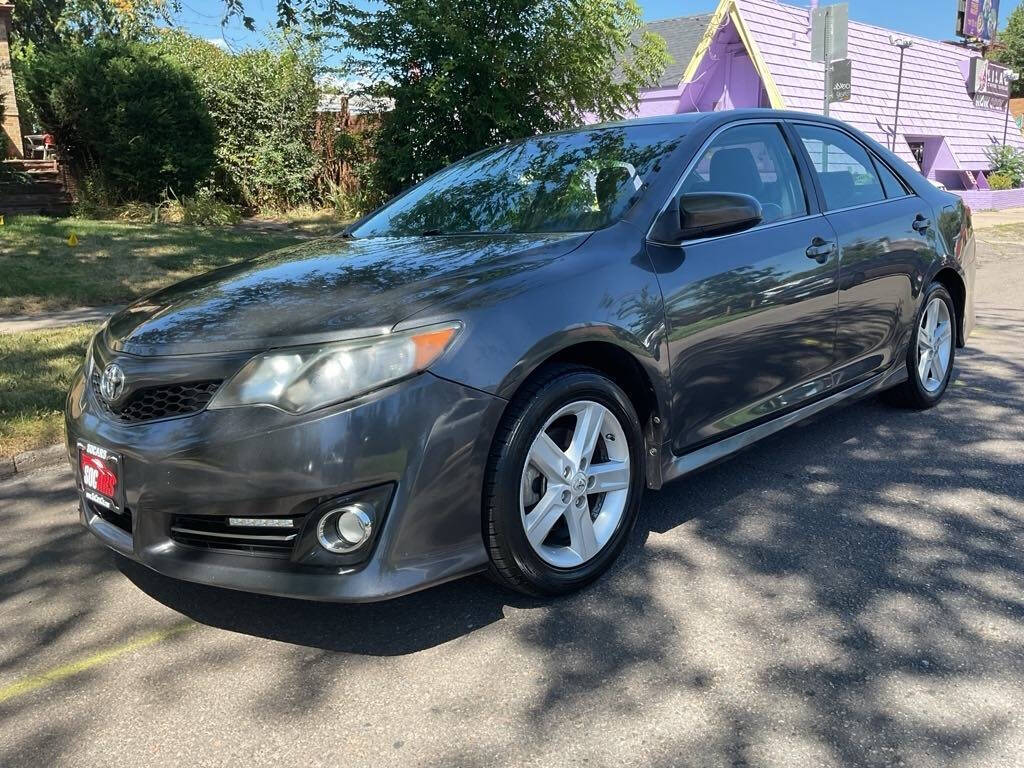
917 296 953 393
519 400 631 568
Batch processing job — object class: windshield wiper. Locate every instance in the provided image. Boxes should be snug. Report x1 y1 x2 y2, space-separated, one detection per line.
421 228 444 236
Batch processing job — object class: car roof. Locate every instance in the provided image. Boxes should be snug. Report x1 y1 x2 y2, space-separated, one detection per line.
585 109 849 131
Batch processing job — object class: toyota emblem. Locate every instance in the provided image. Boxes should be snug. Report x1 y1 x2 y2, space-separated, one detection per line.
99 363 126 403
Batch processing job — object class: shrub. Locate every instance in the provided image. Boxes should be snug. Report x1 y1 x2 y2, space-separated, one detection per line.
985 144 1024 187
23 38 217 203
155 31 321 212
179 190 242 226
987 172 1015 190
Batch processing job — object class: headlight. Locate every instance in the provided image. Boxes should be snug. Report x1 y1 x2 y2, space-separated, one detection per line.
208 322 462 414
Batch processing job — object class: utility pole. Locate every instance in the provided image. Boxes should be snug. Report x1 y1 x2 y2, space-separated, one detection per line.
823 11 833 117
1004 72 1021 146
890 37 912 152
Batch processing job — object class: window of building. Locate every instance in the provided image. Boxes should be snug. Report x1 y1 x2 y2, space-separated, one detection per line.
908 141 925 170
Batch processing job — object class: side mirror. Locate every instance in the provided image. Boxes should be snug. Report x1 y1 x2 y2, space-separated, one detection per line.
649 192 764 244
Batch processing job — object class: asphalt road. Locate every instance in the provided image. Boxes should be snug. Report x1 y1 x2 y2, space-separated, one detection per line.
2 229 1023 768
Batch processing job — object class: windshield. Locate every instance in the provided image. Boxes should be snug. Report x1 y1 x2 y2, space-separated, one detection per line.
352 124 686 237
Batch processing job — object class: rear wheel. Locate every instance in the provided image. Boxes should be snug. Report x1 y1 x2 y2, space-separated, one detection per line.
886 282 956 409
484 365 644 596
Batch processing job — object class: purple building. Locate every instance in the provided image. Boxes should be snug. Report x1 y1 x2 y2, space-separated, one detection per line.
620 0 1024 209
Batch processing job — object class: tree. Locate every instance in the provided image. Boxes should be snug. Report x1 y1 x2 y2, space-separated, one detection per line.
10 0 176 46
155 31 323 210
992 5 1024 97
23 38 216 202
345 0 668 195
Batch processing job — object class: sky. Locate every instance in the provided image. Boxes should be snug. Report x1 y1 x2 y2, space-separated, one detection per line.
173 0 1023 53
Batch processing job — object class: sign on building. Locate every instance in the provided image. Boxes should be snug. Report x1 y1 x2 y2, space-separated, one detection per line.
968 57 1012 110
957 0 1000 43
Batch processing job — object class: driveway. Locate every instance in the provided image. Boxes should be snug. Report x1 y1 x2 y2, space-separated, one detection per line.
1 225 1022 768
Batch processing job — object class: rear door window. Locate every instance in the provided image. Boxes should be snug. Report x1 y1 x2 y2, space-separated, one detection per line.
681 123 808 225
795 124 885 211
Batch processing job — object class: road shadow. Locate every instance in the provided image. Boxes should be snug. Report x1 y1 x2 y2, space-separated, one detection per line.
117 557 535 656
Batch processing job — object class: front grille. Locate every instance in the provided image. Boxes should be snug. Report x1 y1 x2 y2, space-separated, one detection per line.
86 499 133 535
170 514 306 558
91 372 221 424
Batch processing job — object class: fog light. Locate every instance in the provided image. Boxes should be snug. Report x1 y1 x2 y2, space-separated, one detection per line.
316 503 374 553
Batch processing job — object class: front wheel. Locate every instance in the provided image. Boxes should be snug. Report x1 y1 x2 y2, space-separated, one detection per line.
886 282 956 409
483 365 645 596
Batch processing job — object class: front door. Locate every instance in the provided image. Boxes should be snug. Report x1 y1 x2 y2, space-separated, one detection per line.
647 121 840 454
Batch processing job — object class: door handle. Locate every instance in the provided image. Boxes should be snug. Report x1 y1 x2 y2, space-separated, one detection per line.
806 238 836 263
913 215 931 233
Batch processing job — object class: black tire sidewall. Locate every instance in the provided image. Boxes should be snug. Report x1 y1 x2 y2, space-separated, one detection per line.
906 283 956 406
489 370 645 594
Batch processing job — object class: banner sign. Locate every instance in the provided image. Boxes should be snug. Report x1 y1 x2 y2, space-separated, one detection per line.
957 0 999 43
968 57 1012 110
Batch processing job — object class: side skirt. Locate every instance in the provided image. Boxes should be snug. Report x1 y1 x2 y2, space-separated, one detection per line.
661 363 907 485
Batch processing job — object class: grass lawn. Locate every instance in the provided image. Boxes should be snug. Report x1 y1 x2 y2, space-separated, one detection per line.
0 324 94 457
0 214 341 315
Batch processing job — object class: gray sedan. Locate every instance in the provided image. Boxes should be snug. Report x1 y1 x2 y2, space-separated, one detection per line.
66 110 974 601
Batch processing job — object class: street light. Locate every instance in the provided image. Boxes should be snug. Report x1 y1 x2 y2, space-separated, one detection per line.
1004 71 1021 146
890 36 913 152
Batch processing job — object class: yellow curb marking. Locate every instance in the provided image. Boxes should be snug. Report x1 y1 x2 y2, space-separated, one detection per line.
0 622 197 704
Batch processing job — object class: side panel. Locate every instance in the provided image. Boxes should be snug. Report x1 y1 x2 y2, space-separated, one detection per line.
826 197 940 386
650 214 840 453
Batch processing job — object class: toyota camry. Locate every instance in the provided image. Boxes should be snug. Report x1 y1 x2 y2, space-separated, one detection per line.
67 110 974 601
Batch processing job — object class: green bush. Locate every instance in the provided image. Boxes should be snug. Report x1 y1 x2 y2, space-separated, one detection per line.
155 31 321 212
23 38 217 203
985 144 1024 187
179 190 242 226
987 172 1015 190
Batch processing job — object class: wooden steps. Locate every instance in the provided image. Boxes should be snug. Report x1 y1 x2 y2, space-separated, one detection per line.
0 159 73 216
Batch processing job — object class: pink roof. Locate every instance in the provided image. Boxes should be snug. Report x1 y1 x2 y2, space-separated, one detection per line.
735 0 1024 169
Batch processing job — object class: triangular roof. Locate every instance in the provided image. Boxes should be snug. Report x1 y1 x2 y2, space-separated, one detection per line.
681 0 1024 170
641 14 715 88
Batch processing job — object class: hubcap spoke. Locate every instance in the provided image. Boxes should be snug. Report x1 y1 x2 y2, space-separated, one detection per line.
918 350 932 382
565 500 600 560
925 300 939 336
918 324 933 351
929 353 944 383
588 461 630 494
529 432 569 483
567 403 604 467
523 487 568 548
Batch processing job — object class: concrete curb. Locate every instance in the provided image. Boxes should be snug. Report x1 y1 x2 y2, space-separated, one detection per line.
0 444 67 481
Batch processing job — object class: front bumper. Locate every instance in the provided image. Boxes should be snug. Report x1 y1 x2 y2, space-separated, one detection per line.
66 368 506 602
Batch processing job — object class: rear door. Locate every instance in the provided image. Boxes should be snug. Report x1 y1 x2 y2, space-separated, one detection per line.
790 122 940 386
648 120 840 454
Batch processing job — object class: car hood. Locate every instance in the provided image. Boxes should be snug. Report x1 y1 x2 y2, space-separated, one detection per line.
104 232 588 356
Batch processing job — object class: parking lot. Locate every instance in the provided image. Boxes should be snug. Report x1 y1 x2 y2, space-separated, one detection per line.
1 223 1022 768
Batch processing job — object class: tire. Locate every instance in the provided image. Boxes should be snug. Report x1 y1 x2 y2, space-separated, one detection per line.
885 282 956 410
483 364 645 597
